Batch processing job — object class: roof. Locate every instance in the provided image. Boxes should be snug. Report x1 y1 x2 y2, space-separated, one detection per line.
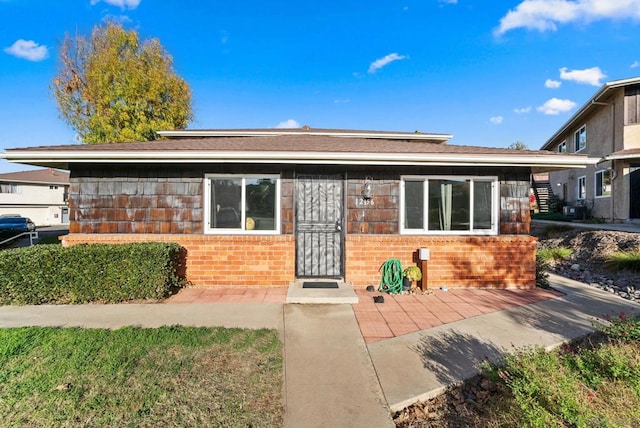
156 127 452 143
2 132 597 172
0 168 69 185
541 76 640 151
605 148 640 161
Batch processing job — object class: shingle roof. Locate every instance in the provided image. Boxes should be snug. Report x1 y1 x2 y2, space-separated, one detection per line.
5 134 561 155
0 168 69 185
2 131 597 171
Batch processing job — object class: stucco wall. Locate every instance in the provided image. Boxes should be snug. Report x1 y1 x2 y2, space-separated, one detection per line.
546 89 625 220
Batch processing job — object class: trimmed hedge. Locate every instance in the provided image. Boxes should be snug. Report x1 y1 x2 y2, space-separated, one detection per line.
0 242 184 305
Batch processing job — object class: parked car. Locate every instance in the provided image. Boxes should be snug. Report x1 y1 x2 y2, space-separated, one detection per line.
0 216 36 234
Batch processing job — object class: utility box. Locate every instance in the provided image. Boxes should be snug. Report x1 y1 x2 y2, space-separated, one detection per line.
419 248 430 261
563 206 584 219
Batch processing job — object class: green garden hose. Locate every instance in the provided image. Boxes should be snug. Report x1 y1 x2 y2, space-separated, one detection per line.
378 258 404 294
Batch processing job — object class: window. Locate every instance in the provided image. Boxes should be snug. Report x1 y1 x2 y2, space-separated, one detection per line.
595 170 612 198
401 176 497 235
204 175 280 234
577 176 586 200
574 126 586 152
557 141 567 153
0 183 19 194
49 185 59 190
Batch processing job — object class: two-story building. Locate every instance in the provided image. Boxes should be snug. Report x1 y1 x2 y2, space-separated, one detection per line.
0 168 70 226
541 77 640 222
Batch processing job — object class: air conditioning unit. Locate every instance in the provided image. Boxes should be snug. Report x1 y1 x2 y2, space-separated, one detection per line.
563 206 584 219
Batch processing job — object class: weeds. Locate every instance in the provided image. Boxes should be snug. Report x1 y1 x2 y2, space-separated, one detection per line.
482 314 640 427
605 249 640 272
537 247 573 263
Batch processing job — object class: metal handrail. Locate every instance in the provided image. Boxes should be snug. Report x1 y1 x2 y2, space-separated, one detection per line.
0 231 39 247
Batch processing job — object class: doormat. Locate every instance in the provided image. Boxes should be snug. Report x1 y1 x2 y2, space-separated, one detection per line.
302 282 339 289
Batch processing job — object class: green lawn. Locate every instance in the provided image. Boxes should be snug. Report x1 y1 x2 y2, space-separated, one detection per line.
0 326 283 427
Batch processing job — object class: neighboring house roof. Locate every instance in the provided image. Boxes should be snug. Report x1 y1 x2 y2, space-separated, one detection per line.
0 168 69 185
2 130 596 172
540 76 640 151
606 148 640 161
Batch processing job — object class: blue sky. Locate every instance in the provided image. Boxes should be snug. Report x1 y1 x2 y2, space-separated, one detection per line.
2 0 640 173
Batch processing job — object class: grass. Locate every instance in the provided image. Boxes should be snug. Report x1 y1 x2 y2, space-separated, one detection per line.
0 326 283 427
479 313 640 427
537 247 573 263
605 249 640 272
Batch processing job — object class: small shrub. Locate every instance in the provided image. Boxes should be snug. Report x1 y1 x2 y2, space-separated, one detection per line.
532 212 571 222
403 266 422 281
536 255 550 289
537 247 573 263
0 242 183 305
36 235 62 245
605 249 640 272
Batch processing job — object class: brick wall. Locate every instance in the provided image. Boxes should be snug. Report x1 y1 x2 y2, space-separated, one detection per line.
61 234 295 288
345 235 537 289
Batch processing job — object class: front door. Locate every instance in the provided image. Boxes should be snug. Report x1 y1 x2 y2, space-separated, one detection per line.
630 166 640 219
295 174 344 278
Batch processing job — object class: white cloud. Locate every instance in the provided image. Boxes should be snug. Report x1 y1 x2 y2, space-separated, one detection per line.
489 116 504 125
439 0 458 4
545 79 562 88
495 0 640 36
3 39 48 61
559 66 606 86
368 53 407 74
537 97 577 115
274 119 300 129
334 99 350 104
631 61 640 68
514 106 532 114
90 0 141 10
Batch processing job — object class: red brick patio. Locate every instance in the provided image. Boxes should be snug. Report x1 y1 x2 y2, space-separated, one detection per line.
166 287 564 344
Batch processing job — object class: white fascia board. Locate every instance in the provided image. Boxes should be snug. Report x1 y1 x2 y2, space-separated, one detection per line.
156 129 453 142
605 153 640 161
2 150 597 169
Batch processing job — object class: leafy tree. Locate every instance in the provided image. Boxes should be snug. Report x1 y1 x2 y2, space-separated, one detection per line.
52 22 193 144
508 141 529 150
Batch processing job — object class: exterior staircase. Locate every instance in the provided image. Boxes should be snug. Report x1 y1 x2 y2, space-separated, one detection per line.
531 176 554 213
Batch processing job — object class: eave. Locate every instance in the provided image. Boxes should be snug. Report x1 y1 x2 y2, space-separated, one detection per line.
1 150 599 172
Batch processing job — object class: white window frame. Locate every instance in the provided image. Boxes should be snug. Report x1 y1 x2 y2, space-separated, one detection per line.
574 126 586 152
577 175 586 200
557 141 567 153
204 174 281 235
400 175 499 236
594 170 611 198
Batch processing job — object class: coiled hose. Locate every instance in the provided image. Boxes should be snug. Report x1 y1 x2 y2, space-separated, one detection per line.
378 258 404 294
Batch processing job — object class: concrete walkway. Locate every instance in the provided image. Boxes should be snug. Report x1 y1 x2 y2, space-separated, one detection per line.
369 273 640 411
1 274 638 426
283 305 393 427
